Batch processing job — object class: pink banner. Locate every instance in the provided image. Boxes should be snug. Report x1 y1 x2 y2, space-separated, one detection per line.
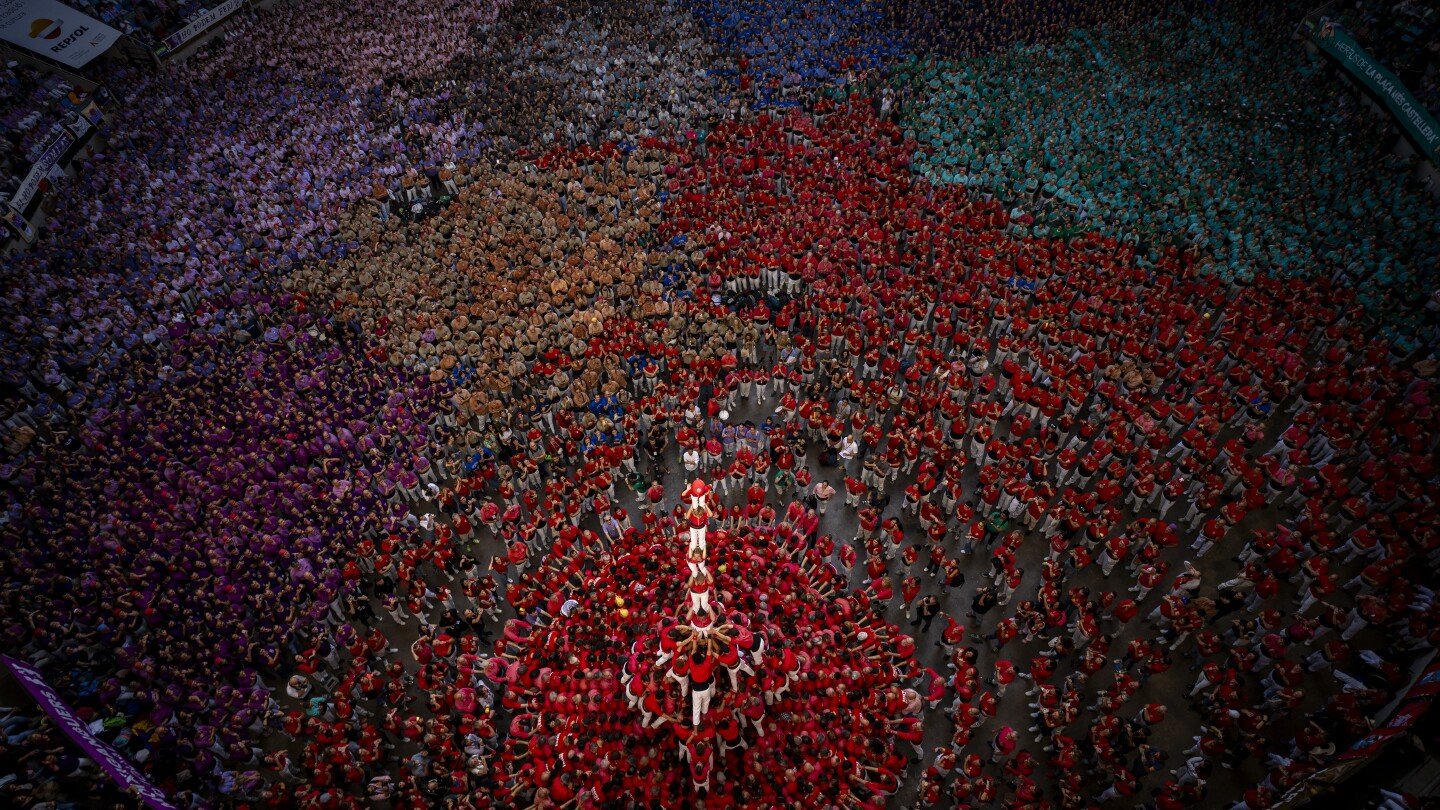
1 655 177 809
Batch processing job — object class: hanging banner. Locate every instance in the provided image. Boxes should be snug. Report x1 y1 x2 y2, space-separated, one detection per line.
159 0 246 54
1338 699 1433 761
1274 654 1440 808
1 655 178 810
1305 15 1440 164
0 0 121 68
8 124 74 212
6 105 95 214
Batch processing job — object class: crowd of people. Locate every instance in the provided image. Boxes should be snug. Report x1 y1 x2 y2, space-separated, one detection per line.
0 0 1437 807
1329 0 1439 117
647 100 1438 807
0 63 87 208
897 3 1440 349
363 0 734 163
485 484 923 806
3 312 445 804
0 704 133 807
0 0 508 461
883 0 1180 57
66 0 243 50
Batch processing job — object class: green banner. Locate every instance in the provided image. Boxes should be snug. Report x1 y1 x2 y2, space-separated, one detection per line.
1305 15 1440 164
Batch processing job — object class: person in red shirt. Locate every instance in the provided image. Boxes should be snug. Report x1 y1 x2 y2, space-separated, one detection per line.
843 474 866 508
899 575 921 618
990 659 1016 699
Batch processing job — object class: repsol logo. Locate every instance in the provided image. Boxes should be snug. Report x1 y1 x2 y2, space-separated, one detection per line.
49 25 90 53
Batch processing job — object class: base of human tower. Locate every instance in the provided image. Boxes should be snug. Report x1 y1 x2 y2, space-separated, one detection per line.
488 478 925 807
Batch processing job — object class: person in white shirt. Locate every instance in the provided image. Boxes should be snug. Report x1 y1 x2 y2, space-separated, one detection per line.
838 435 860 470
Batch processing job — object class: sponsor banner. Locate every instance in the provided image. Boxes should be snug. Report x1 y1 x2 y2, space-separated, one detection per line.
7 106 95 213
1306 15 1440 164
161 0 246 53
1 655 177 810
0 0 121 67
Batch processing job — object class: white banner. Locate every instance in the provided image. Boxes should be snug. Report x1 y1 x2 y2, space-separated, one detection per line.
0 0 121 67
161 0 245 52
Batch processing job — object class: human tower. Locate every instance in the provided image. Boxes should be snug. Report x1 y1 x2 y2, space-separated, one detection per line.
486 477 925 805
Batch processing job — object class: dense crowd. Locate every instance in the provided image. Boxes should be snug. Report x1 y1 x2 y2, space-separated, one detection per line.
0 705 136 807
0 63 86 206
364 0 734 163
898 6 1440 350
883 0 1181 57
651 100 1439 807
0 0 1437 807
488 501 923 806
68 0 244 49
3 311 444 802
687 0 906 105
1329 0 1439 117
0 0 508 461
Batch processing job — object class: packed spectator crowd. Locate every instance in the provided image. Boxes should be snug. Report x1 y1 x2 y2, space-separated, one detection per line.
362 0 734 163
485 485 924 806
1328 0 1439 118
897 6 1440 351
0 62 87 208
0 705 136 807
0 0 510 458
66 0 242 50
0 0 1437 807
686 0 907 106
883 0 1186 57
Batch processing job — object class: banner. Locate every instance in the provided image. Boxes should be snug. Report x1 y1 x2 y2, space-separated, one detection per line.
160 0 246 54
1274 759 1366 809
0 0 121 67
1306 15 1440 164
1 655 177 810
6 105 95 214
1338 699 1432 761
8 125 74 212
